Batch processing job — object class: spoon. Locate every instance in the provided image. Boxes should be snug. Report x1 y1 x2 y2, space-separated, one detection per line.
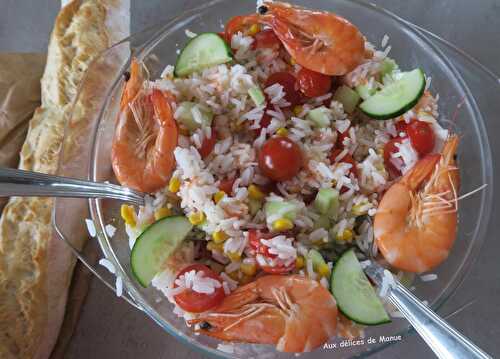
0 167 145 205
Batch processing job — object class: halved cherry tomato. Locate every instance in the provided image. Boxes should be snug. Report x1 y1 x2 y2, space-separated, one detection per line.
258 136 303 181
264 72 301 107
173 264 225 313
218 177 235 195
198 128 217 159
406 120 435 156
394 120 409 136
252 29 281 50
383 137 404 178
224 14 260 43
297 67 332 98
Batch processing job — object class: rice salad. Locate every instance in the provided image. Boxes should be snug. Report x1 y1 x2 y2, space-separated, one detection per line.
111 1 459 353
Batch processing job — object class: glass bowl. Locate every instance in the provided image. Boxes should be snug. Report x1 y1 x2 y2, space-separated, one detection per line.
57 0 494 357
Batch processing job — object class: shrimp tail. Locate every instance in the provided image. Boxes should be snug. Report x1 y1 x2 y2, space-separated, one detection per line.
401 153 441 190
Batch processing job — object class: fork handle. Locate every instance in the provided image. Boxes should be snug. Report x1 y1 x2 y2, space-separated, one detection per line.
0 167 145 206
389 282 491 359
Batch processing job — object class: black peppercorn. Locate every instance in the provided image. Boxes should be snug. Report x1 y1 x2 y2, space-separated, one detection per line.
123 71 131 82
257 5 268 15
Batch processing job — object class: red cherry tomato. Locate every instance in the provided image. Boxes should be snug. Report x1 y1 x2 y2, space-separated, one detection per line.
265 72 301 107
173 264 225 313
394 120 409 136
297 67 332 98
258 136 303 181
383 137 404 178
224 14 259 43
406 120 435 156
248 229 277 259
198 128 217 159
252 29 281 50
218 178 235 194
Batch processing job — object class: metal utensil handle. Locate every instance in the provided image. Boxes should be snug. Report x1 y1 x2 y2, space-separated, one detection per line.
389 282 491 359
0 167 145 206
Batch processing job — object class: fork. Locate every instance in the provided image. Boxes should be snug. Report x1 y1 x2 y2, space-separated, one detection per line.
0 167 145 206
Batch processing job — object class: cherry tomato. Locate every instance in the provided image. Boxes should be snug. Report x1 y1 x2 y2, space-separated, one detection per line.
252 29 281 50
297 67 332 98
248 229 277 259
218 178 235 194
224 14 259 43
198 128 217 159
265 72 301 107
394 120 409 136
406 120 435 156
258 136 303 181
173 264 225 313
383 137 404 178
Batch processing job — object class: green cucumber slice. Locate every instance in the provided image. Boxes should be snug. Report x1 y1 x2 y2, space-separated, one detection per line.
333 85 360 114
306 106 332 128
174 33 232 77
360 68 425 120
331 249 391 325
248 87 266 106
355 83 376 100
131 216 193 287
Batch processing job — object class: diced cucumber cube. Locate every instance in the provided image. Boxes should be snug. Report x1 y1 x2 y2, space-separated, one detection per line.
308 249 327 272
313 214 332 230
333 85 360 114
264 200 299 223
175 101 213 131
248 86 266 107
306 106 332 128
314 188 339 215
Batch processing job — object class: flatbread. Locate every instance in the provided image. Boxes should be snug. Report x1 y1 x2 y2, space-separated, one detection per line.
0 1 129 358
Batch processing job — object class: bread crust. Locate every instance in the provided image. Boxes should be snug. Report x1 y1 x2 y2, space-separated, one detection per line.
0 1 129 358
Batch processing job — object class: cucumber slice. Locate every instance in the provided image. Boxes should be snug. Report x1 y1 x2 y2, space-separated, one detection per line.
331 250 390 325
360 68 425 120
174 33 232 77
248 87 266 106
176 101 213 131
131 216 193 287
306 106 332 128
380 58 398 78
333 85 360 114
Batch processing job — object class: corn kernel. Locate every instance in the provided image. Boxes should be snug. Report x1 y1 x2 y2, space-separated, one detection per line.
272 218 294 232
188 211 205 225
351 203 368 216
207 241 224 252
227 251 242 261
240 262 257 276
292 105 303 116
317 263 331 278
247 23 261 36
248 184 265 200
213 191 226 204
168 176 181 193
120 204 136 227
290 57 296 66
336 229 353 242
154 207 172 220
295 256 305 269
276 127 288 137
212 230 228 244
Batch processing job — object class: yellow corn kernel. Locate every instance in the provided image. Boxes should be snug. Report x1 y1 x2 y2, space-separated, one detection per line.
295 256 305 269
207 241 224 252
276 127 288 137
272 218 294 232
247 23 261 36
188 211 205 225
248 184 265 200
168 176 181 193
240 262 257 277
317 263 331 278
227 251 242 261
351 203 368 216
290 57 296 66
212 230 228 244
120 204 136 227
154 207 172 220
179 126 190 136
336 229 353 242
292 105 303 116
213 190 226 204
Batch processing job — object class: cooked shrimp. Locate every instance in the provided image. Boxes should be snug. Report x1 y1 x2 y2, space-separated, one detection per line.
374 135 460 273
120 58 144 111
189 275 338 353
259 1 365 75
112 62 178 193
